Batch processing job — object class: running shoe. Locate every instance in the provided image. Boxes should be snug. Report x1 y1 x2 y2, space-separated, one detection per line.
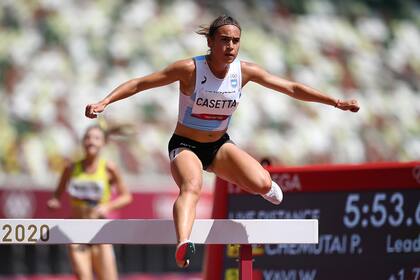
261 183 283 205
175 240 195 268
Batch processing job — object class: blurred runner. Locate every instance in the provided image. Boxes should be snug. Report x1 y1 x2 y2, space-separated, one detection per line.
47 125 132 280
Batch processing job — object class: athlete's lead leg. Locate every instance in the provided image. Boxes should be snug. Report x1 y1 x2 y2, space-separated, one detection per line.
170 149 203 268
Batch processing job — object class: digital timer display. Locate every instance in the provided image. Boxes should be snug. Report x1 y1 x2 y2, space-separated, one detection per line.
207 162 420 280
225 190 420 280
343 192 420 229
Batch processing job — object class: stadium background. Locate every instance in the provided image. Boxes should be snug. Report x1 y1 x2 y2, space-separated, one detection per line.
0 0 419 279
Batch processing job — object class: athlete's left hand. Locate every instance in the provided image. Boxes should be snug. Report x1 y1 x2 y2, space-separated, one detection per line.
91 204 111 218
336 99 360 112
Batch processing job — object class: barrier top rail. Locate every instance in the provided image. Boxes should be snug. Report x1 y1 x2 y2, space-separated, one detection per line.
0 219 318 245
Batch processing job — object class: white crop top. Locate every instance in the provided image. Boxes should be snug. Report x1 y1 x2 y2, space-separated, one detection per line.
177 55 242 131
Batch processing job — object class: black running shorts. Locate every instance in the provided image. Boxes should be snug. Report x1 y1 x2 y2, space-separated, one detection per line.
168 133 231 170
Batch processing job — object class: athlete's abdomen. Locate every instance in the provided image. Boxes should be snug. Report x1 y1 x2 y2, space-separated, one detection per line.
174 122 227 143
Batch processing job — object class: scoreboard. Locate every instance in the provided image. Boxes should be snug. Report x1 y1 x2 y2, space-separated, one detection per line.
204 162 420 280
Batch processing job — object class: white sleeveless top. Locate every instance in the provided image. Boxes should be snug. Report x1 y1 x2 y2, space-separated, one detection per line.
177 55 242 131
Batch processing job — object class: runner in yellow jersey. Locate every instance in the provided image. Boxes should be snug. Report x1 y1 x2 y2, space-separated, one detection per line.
47 125 132 280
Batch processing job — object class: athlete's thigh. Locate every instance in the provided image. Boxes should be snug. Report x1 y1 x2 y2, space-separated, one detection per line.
210 142 270 192
170 148 203 192
68 244 93 279
91 244 118 280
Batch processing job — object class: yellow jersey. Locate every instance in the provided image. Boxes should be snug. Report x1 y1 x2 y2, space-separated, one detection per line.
68 158 111 207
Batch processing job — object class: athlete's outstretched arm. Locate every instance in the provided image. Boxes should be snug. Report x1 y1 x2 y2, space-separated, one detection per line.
241 61 360 112
85 59 192 118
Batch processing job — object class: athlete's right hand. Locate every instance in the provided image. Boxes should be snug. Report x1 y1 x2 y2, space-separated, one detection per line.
46 198 61 210
85 102 106 118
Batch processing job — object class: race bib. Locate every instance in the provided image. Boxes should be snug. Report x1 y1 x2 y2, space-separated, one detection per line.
68 179 104 201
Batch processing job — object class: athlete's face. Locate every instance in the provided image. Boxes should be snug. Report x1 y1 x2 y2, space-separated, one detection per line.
83 127 105 157
208 25 241 64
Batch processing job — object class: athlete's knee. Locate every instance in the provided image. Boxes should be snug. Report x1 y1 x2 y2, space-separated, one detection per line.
180 179 202 197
